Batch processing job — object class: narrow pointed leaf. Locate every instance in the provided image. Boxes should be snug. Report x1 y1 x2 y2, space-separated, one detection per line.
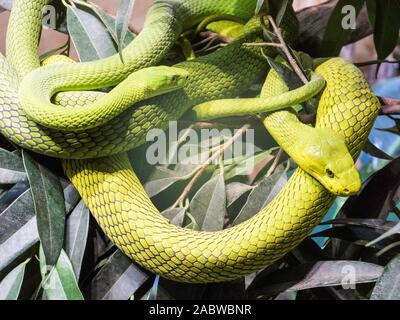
233 165 287 225
363 140 393 160
39 247 84 300
65 200 90 279
372 0 400 59
371 254 400 300
0 258 29 300
320 0 365 56
89 250 149 300
22 151 65 267
190 173 226 231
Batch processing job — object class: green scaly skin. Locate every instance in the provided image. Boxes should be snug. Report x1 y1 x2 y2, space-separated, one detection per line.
3 0 275 159
260 65 361 196
2 0 380 283
19 66 190 131
192 71 325 120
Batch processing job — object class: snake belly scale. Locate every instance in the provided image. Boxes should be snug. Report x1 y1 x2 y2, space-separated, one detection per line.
1 0 380 283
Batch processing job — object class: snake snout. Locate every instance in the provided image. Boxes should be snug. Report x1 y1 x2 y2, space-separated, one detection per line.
335 168 361 197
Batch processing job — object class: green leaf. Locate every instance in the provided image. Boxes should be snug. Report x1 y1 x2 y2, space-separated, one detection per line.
266 57 303 89
89 250 149 300
367 221 400 247
190 173 226 231
67 6 118 62
39 247 84 300
226 182 253 207
0 148 26 184
0 258 29 300
249 261 383 298
0 190 36 274
65 200 89 279
91 4 135 47
255 0 267 16
371 254 400 300
223 150 274 180
320 0 365 56
274 0 291 26
22 150 65 267
371 0 400 59
115 0 135 61
363 139 394 160
233 164 287 225
62 182 81 214
365 0 376 28
162 207 185 227
144 166 195 198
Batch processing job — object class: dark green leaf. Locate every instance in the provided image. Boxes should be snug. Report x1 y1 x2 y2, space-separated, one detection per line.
39 247 84 300
190 173 226 231
266 56 303 89
365 0 376 28
372 0 400 59
248 261 383 298
89 250 149 300
274 0 291 26
371 254 400 300
162 207 185 227
367 221 400 247
320 0 365 56
223 150 274 180
65 200 89 279
226 182 253 207
255 0 268 16
0 179 29 212
22 151 65 267
0 190 36 274
0 258 29 300
341 156 400 219
144 166 195 198
0 148 26 184
233 165 287 225
363 139 393 160
62 182 81 214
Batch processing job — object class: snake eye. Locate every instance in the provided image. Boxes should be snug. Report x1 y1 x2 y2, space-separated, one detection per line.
326 169 335 178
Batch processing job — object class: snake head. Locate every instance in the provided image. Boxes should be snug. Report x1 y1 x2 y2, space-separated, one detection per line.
137 66 190 95
303 128 361 196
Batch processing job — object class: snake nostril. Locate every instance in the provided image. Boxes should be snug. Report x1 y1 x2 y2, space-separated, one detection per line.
343 188 349 194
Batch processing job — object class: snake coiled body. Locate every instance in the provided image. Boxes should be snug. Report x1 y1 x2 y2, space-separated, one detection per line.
1 0 380 283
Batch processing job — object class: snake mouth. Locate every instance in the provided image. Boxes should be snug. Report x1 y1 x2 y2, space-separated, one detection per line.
324 168 361 197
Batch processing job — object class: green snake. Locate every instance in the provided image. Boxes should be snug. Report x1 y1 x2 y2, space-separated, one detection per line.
1 0 380 283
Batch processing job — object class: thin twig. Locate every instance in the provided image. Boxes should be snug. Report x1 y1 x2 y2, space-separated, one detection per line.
356 59 400 67
267 15 309 85
244 42 282 48
266 148 283 177
199 31 233 44
171 124 251 209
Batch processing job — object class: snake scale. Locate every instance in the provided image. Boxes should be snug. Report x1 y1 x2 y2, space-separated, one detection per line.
0 0 380 283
